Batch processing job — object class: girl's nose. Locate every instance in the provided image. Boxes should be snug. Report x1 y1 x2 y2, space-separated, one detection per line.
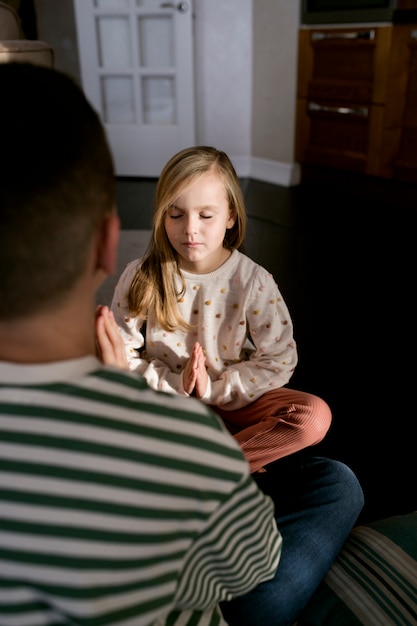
184 216 197 234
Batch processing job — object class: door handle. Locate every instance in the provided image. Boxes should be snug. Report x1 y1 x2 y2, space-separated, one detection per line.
160 2 188 12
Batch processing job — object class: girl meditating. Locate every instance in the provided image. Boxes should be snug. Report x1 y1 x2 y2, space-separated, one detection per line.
106 145 331 472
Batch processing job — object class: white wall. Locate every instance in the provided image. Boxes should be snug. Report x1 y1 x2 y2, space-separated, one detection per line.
252 0 301 185
34 0 80 83
193 0 300 186
193 0 253 174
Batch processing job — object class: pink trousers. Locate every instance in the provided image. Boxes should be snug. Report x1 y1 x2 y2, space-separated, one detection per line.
212 387 332 473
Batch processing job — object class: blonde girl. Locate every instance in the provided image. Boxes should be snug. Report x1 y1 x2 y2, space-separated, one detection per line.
108 146 332 473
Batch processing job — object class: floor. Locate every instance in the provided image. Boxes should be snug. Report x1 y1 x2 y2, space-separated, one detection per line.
114 166 417 525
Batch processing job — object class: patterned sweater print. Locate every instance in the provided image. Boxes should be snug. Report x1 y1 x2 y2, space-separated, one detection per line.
0 356 282 625
111 249 298 411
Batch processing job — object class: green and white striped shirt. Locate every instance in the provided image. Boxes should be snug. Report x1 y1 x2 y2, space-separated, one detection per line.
0 356 281 625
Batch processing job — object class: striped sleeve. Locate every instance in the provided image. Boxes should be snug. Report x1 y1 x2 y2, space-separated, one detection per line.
174 473 281 608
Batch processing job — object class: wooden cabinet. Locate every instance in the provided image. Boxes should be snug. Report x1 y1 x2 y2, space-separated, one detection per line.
295 22 417 181
391 26 417 181
397 0 417 9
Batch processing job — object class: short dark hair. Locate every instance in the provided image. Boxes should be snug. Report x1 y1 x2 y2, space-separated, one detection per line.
0 63 115 319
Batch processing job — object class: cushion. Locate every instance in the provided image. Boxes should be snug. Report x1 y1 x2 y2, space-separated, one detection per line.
297 512 417 625
0 40 53 67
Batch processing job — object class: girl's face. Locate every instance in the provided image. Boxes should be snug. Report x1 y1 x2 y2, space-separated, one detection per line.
164 170 236 274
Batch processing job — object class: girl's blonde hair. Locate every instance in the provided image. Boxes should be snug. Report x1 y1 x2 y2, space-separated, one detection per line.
128 146 247 331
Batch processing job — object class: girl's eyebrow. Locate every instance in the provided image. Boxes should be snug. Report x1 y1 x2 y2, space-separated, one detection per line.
171 204 219 211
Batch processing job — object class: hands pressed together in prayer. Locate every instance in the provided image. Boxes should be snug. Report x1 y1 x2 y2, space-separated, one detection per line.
182 340 208 398
95 306 208 397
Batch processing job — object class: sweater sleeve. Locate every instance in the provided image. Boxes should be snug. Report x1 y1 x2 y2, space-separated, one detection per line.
173 473 282 610
110 260 146 370
110 261 188 395
200 265 298 410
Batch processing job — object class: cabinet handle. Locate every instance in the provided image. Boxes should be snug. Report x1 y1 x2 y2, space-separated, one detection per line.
311 30 375 41
411 30 417 40
308 102 369 117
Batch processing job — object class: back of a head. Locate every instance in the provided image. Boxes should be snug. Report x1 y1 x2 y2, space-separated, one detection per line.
0 63 115 319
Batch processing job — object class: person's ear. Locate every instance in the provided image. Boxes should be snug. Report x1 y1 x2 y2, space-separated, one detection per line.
96 211 120 277
227 209 237 229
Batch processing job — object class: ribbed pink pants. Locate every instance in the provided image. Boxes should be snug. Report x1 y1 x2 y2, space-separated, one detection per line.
212 387 332 473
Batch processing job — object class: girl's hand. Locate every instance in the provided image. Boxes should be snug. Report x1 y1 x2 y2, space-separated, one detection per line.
182 341 199 395
183 341 207 397
194 345 208 399
95 305 129 370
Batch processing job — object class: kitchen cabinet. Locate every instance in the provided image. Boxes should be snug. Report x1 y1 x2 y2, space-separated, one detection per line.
295 21 417 182
397 0 417 9
392 25 417 181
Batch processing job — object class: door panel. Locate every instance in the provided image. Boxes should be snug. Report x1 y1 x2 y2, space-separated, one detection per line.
73 0 195 176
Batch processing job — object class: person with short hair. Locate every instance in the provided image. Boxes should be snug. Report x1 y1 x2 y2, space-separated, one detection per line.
0 62 283 626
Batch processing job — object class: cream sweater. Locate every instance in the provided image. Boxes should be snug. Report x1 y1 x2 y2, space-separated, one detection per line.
111 249 298 411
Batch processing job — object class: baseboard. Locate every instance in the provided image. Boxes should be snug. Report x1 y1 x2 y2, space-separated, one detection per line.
250 156 301 187
231 155 301 187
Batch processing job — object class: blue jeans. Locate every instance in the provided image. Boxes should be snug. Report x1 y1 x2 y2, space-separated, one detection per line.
220 454 364 626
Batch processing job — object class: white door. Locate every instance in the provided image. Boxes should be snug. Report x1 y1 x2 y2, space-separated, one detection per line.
73 0 195 177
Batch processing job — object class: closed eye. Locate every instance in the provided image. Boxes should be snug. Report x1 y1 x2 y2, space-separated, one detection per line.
167 213 213 220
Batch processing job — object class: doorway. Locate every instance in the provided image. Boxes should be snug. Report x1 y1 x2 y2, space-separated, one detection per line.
73 0 196 176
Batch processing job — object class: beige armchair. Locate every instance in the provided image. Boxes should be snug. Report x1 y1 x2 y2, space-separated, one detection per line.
0 0 53 67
